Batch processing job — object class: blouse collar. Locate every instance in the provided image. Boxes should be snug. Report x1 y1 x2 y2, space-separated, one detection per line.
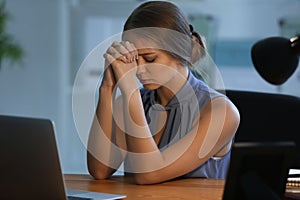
149 71 201 110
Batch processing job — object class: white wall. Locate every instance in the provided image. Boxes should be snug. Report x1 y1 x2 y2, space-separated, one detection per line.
0 0 64 141
0 0 85 173
0 0 60 119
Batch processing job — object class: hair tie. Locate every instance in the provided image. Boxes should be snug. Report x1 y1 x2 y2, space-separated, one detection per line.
189 24 194 36
189 24 201 40
188 23 206 59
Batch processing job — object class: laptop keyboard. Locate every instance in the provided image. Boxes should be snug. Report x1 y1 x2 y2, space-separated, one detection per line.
67 196 92 200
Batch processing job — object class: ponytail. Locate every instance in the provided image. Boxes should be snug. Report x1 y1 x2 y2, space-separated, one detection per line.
189 24 206 64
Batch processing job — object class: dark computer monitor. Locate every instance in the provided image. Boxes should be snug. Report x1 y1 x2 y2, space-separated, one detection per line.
223 142 296 200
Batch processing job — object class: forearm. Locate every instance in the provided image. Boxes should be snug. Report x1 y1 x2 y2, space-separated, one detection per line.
123 89 157 152
121 89 164 176
87 85 122 179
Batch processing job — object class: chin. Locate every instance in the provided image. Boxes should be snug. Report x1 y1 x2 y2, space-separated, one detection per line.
142 83 160 90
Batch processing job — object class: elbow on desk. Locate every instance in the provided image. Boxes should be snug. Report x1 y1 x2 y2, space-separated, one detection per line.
87 162 112 180
133 173 165 185
87 153 113 180
134 176 155 185
88 168 111 180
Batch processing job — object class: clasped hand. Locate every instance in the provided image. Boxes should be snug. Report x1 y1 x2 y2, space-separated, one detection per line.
102 41 139 92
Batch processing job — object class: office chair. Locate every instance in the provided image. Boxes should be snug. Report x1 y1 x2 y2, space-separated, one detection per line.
225 90 300 169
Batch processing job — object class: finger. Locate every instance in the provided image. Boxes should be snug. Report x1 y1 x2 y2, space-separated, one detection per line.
103 53 126 66
103 53 116 66
123 41 135 62
106 46 127 62
131 43 139 61
112 41 131 62
112 41 121 47
123 41 137 62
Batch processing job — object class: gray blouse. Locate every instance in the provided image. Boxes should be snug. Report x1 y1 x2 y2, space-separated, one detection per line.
140 71 231 179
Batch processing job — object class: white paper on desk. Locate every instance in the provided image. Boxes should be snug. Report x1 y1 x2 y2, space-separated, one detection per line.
289 169 300 175
67 189 126 200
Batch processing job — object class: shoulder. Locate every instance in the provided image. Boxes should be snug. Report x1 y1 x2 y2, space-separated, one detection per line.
201 96 240 134
191 77 224 99
187 72 225 109
203 95 239 118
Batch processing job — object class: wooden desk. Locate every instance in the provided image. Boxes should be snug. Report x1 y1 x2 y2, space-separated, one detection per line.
64 174 225 200
65 174 300 200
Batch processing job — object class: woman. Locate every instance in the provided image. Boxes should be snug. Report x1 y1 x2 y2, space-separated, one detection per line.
87 1 240 185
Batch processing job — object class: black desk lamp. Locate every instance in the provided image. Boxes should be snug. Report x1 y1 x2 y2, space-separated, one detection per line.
251 35 300 85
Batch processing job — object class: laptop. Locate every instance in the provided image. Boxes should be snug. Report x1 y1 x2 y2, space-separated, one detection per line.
0 115 126 200
222 141 296 200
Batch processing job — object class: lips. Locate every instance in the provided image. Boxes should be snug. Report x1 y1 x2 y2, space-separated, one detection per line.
139 79 150 84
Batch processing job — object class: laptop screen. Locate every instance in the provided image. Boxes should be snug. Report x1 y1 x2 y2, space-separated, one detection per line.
0 115 67 199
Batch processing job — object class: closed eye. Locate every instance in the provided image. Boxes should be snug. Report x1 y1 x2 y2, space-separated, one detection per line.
145 59 155 63
144 57 156 63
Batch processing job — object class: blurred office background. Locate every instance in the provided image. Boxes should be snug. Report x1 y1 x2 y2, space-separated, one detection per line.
0 0 299 174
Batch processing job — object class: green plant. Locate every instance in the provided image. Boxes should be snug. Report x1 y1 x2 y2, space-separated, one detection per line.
0 0 23 69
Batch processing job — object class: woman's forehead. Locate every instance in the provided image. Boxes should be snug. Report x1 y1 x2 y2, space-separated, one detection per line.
122 30 176 55
136 47 159 55
123 32 158 47
130 38 158 49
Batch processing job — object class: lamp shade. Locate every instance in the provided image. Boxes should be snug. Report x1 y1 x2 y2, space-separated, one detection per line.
251 36 300 85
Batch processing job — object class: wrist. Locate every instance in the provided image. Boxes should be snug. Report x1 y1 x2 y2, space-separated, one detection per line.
100 78 115 86
99 84 115 93
118 80 139 95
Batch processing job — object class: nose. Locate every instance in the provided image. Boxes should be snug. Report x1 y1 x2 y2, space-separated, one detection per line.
136 57 146 76
136 64 146 77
